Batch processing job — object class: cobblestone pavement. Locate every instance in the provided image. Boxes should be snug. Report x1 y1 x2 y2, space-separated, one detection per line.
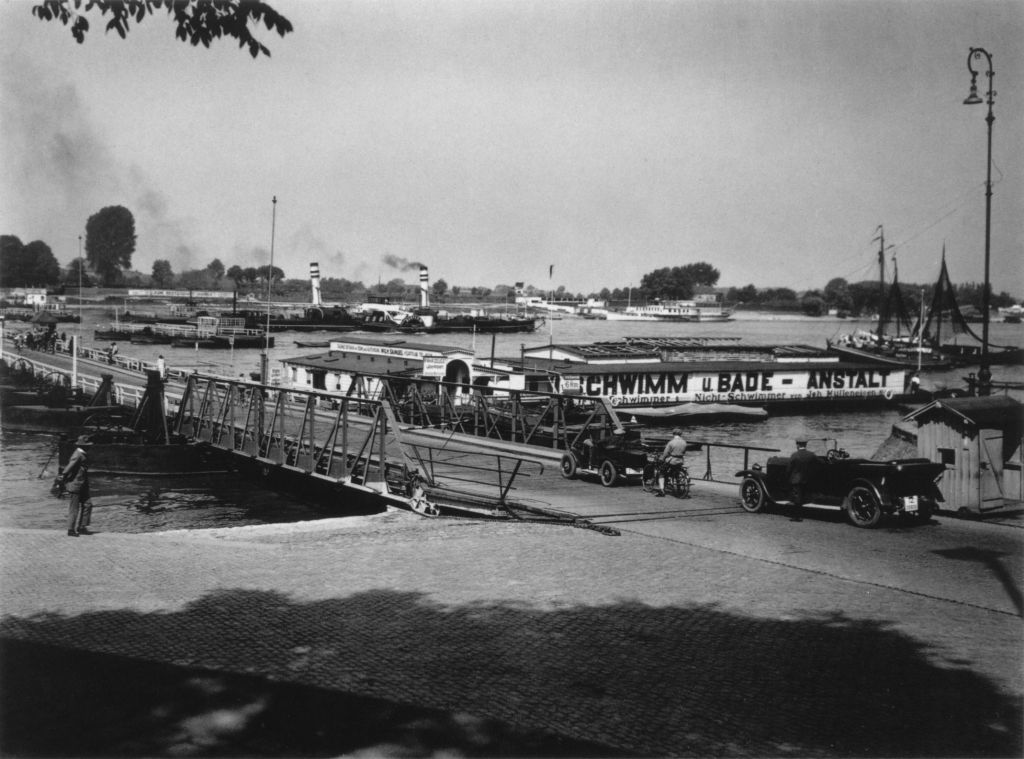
2 503 1021 757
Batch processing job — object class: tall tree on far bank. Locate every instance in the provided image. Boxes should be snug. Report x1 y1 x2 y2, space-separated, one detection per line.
639 262 720 301
85 206 136 286
255 264 285 284
206 258 225 284
23 241 61 285
226 265 246 289
31 0 293 58
151 259 174 287
678 262 721 288
0 235 62 287
0 236 26 288
65 258 94 287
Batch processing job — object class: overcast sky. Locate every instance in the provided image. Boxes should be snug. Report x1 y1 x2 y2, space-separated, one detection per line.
1 0 1021 296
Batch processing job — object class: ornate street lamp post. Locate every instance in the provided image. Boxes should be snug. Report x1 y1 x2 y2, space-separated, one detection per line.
963 47 994 395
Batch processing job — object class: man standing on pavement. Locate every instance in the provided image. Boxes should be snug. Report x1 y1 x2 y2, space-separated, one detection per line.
657 428 687 497
787 437 818 522
60 435 95 537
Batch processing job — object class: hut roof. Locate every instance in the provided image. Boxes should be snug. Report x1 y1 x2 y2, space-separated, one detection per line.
902 396 1023 433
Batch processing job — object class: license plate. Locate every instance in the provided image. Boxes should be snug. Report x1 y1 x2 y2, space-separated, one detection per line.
902 495 919 513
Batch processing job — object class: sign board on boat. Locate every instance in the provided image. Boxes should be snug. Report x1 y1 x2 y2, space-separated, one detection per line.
421 356 447 377
561 366 903 407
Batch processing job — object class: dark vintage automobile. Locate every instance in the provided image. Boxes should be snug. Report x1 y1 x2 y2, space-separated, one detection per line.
560 428 651 487
735 442 946 528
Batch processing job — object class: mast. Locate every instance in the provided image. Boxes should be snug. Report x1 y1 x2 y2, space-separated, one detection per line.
892 254 900 338
935 246 944 348
918 288 925 373
873 225 887 343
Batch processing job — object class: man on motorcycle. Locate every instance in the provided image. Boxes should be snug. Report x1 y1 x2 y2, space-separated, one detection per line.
657 428 687 497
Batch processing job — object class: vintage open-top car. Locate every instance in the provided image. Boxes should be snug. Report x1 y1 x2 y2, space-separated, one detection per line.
735 441 946 527
560 427 652 487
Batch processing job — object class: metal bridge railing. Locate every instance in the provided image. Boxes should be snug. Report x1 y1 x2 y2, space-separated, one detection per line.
171 373 548 514
683 440 781 484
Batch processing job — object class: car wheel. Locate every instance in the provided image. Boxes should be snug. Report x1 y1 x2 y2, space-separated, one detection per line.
739 477 768 513
846 485 883 528
599 460 618 487
560 453 578 480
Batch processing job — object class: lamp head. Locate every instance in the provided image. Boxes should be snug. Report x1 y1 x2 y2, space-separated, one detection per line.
963 72 982 105
963 87 983 106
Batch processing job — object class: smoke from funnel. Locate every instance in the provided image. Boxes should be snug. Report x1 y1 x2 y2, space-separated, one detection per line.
382 253 423 272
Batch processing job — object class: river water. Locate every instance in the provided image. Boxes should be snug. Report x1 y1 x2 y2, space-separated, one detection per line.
3 308 1021 532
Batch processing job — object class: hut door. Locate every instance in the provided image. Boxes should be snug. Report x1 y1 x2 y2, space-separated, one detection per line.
979 429 1004 512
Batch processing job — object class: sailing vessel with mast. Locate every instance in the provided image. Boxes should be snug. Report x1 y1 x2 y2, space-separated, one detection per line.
917 252 1022 366
829 231 1022 368
828 227 952 369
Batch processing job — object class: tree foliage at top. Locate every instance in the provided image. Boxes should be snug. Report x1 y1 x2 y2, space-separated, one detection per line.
85 205 136 286
31 0 293 58
0 235 62 288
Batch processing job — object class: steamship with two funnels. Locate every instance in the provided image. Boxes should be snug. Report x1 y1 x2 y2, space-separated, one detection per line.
246 263 539 334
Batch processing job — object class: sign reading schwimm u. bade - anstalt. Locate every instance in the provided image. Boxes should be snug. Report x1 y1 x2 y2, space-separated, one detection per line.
564 367 903 406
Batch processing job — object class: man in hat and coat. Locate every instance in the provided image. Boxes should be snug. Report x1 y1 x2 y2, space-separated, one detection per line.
657 428 688 497
787 437 818 522
60 435 95 536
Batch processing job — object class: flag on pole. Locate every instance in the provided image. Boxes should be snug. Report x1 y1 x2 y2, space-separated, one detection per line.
549 264 554 279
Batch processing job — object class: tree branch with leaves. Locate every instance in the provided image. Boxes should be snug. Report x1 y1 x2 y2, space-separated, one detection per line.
31 0 293 58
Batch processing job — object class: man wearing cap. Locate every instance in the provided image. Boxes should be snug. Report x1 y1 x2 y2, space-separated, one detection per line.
787 437 818 522
657 428 688 497
60 435 95 537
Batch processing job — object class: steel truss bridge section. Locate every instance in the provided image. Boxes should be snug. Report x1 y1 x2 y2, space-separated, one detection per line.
171 373 550 519
318 368 628 452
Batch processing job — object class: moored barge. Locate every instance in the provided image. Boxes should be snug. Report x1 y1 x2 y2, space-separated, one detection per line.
280 335 913 413
507 337 911 411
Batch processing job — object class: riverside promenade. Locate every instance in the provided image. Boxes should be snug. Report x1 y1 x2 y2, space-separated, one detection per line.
2 474 1022 756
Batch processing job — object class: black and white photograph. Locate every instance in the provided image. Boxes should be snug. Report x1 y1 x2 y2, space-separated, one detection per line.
1 0 1022 756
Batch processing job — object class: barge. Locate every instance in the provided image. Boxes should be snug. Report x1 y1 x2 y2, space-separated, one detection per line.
280 335 912 415
508 337 910 411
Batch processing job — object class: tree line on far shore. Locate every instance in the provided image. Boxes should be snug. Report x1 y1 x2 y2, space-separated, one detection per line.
2 205 1018 317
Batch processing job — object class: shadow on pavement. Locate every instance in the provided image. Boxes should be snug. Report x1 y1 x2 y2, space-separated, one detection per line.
0 638 617 758
2 589 1021 757
933 546 1024 617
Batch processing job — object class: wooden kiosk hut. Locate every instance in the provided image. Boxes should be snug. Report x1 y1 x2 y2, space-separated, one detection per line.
901 396 1023 515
